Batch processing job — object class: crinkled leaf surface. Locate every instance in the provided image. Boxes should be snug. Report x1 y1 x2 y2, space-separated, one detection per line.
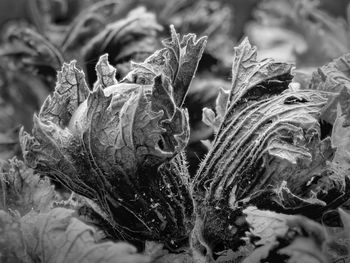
0 157 56 215
202 88 230 133
192 38 350 257
309 53 350 125
331 102 350 171
1 208 150 263
124 24 207 106
323 209 350 263
21 30 198 247
242 207 328 263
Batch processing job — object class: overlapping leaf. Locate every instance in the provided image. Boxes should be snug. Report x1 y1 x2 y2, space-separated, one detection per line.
20 27 202 248
0 158 56 215
124 25 207 107
191 38 350 258
0 208 150 263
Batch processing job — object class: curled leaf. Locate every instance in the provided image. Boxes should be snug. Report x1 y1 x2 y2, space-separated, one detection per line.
124 25 207 107
192 38 350 257
243 207 328 263
21 29 198 247
0 157 56 215
82 7 163 83
1 207 150 263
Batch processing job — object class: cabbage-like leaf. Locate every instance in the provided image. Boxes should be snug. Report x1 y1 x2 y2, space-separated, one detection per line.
0 210 29 263
0 157 56 215
124 25 207 107
0 207 150 263
202 88 230 133
242 207 328 263
21 28 201 248
191 38 350 258
310 53 350 93
309 53 350 125
331 100 350 171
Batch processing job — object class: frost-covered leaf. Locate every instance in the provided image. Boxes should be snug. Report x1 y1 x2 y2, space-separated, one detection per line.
0 210 30 263
38 60 90 126
124 25 207 106
192 38 350 258
310 53 350 93
1 207 151 263
94 54 118 89
21 40 195 247
243 207 328 263
331 102 350 171
202 88 230 133
308 53 350 125
323 209 350 262
0 157 56 215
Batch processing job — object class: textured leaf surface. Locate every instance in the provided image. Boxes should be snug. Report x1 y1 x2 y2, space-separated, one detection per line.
39 60 90 127
192 38 350 257
94 54 118 89
82 7 162 83
331 100 350 173
0 208 150 263
124 25 207 106
243 207 328 263
21 35 196 247
310 53 350 124
202 88 230 133
0 157 56 215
